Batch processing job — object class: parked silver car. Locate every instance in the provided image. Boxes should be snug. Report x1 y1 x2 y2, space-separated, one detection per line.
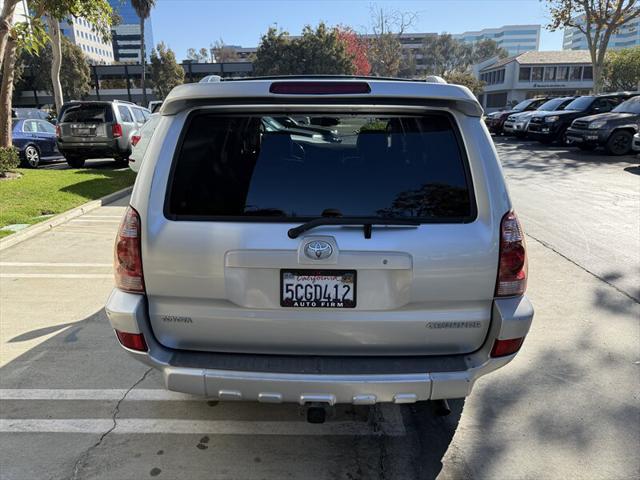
56 100 151 167
106 78 533 420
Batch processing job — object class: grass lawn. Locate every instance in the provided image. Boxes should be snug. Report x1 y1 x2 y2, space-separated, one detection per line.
0 167 136 239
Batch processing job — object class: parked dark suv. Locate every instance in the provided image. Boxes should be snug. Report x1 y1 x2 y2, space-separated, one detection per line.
484 97 550 135
56 100 150 167
566 96 640 155
527 92 637 145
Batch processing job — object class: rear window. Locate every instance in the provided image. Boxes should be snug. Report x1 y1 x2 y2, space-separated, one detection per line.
167 112 474 222
61 104 113 123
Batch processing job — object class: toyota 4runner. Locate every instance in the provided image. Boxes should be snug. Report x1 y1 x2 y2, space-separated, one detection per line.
106 77 534 410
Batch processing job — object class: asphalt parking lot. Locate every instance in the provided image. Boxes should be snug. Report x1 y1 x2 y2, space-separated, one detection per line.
1 139 639 480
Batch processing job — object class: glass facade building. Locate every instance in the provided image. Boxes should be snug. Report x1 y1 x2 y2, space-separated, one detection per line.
108 0 155 63
563 14 640 51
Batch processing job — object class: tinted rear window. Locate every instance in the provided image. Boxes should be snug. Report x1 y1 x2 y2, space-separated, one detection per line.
61 104 113 123
167 112 474 222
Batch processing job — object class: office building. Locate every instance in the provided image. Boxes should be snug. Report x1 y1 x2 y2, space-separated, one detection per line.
108 0 154 63
60 16 114 64
0 0 28 23
563 13 639 50
473 50 594 111
453 25 541 56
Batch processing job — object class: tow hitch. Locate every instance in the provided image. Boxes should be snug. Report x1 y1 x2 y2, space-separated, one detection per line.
303 403 333 424
431 399 451 416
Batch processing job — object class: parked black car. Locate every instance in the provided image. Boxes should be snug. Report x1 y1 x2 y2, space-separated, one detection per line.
527 92 637 145
484 97 550 135
565 96 640 155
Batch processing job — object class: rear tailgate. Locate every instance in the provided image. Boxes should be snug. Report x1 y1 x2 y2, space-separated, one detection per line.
137 91 503 356
59 103 112 142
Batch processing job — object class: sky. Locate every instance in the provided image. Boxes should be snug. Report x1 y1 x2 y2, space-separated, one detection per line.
151 0 565 60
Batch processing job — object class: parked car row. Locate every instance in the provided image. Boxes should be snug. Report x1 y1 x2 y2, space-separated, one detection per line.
485 92 640 156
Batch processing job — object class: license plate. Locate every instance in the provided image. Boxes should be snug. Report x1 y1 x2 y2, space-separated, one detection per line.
73 128 92 136
281 270 356 308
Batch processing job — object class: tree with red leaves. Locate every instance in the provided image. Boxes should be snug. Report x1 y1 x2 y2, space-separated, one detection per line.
336 27 371 76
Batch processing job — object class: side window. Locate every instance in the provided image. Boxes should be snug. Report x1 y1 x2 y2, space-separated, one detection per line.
23 120 37 132
142 110 150 121
36 121 55 134
593 98 613 112
118 105 134 123
132 108 146 123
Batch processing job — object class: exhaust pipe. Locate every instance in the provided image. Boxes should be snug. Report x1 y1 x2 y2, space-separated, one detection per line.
431 399 451 417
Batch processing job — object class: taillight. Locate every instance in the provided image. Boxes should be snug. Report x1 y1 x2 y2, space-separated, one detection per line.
112 123 123 138
55 125 61 138
114 206 144 293
131 134 141 146
495 211 527 297
115 330 147 351
490 337 524 357
269 81 371 95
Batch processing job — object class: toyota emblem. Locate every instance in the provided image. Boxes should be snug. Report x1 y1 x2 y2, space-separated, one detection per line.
304 240 333 260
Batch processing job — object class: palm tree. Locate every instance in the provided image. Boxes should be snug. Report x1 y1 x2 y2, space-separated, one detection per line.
131 0 156 105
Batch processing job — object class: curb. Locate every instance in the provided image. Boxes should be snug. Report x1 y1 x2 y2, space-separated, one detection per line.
0 186 133 252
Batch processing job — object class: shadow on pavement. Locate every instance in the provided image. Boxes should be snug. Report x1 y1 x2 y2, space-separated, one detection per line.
494 137 639 180
1 308 463 480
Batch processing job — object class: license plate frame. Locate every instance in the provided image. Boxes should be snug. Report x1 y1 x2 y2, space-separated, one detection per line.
280 269 357 308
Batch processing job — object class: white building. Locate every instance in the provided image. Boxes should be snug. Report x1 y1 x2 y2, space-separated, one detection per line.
453 25 541 56
0 0 29 23
473 50 594 111
563 14 640 50
60 16 114 64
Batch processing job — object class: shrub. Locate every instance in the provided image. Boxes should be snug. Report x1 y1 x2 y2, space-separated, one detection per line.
0 147 20 177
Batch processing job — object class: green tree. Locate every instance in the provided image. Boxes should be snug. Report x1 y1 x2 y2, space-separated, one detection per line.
443 71 486 97
16 36 91 100
421 34 475 76
472 39 509 62
212 39 239 63
545 0 640 92
602 46 640 91
186 47 211 63
253 23 355 76
131 0 156 105
150 42 184 99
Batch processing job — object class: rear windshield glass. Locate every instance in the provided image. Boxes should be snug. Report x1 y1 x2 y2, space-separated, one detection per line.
167 113 474 222
61 104 113 123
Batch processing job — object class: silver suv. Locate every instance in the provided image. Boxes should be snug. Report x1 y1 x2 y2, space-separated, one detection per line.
56 100 150 167
106 78 533 416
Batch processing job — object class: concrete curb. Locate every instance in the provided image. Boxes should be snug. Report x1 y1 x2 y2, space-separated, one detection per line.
0 186 132 252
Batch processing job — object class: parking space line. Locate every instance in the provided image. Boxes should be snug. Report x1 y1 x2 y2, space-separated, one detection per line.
0 274 113 279
0 389 194 401
0 262 111 268
70 219 122 223
0 418 404 436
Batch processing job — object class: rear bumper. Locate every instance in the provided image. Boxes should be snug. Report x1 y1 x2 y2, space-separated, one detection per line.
57 139 126 158
105 290 534 404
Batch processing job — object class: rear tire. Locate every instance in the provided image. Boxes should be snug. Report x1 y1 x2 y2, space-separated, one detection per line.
21 145 41 168
605 131 633 156
66 156 85 168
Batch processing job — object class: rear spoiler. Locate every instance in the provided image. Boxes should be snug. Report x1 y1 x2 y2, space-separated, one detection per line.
160 80 484 117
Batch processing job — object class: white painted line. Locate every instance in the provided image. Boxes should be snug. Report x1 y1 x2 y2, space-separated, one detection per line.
0 389 196 401
70 219 121 223
0 418 404 436
0 274 112 279
80 215 124 219
0 262 111 268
